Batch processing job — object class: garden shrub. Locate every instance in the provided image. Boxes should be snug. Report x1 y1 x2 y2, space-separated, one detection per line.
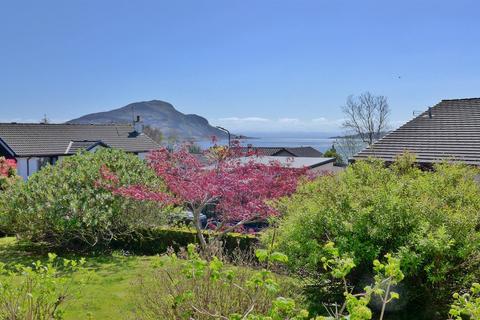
136 242 404 320
449 282 480 319
111 227 258 255
0 253 90 319
0 149 166 249
135 244 306 319
265 155 480 317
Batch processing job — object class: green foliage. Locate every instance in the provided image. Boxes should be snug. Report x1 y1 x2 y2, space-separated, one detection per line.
0 149 165 249
136 245 306 319
266 154 480 315
138 241 405 320
317 242 404 320
323 145 343 165
0 253 91 319
187 143 202 154
449 283 480 320
111 226 258 255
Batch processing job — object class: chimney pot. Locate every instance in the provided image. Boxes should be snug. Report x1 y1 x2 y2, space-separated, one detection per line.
134 116 143 134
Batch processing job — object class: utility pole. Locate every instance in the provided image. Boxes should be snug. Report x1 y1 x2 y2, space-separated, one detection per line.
216 126 231 147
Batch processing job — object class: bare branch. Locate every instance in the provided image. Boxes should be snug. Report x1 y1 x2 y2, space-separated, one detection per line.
341 92 390 145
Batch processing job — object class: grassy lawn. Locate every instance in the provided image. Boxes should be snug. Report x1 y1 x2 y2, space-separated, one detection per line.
0 236 157 320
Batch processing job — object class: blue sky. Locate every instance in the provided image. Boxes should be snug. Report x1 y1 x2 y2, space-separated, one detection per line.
1 0 479 133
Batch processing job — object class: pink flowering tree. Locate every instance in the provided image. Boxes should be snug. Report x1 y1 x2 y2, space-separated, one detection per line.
98 146 306 251
0 157 19 191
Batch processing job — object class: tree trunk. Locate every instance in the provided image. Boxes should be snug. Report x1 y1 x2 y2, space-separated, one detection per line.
193 207 208 252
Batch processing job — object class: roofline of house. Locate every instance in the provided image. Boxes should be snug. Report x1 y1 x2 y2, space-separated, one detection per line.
308 157 336 168
0 122 135 126
12 149 154 158
441 97 480 102
271 149 296 157
0 137 16 157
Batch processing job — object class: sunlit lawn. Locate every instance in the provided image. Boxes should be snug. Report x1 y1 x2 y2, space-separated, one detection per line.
0 236 157 320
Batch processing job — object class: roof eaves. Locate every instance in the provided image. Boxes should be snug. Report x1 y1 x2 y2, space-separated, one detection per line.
271 148 296 157
0 137 16 157
309 157 336 168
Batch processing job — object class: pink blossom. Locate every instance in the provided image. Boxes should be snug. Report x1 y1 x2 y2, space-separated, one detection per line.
97 146 306 238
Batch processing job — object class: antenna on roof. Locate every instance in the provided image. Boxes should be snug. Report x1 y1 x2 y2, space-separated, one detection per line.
40 114 50 124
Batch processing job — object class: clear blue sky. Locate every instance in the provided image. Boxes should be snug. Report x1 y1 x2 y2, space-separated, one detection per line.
1 0 479 133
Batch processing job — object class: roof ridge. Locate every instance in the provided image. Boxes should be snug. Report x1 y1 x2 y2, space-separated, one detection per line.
441 97 480 102
0 122 133 126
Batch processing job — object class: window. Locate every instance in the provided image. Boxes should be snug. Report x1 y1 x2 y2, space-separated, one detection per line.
37 156 58 170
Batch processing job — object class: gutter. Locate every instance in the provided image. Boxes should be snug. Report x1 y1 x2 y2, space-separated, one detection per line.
309 157 337 169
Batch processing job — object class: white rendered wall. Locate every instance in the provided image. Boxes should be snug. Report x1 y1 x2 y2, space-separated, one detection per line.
16 157 40 180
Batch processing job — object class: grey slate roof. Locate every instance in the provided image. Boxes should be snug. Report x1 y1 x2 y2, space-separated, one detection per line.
353 98 480 165
65 140 109 154
0 123 159 157
239 146 323 157
237 156 335 168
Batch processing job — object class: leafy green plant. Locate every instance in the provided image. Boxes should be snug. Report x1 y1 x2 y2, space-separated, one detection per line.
316 242 404 320
449 283 480 320
0 253 91 319
136 244 307 319
138 241 405 320
266 154 480 315
0 149 166 249
323 146 343 166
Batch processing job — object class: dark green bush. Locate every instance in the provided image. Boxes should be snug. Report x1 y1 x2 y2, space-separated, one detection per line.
265 154 480 317
112 227 258 255
0 149 166 250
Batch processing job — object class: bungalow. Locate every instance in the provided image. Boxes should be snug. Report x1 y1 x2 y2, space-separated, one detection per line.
0 123 159 179
352 98 480 167
237 156 338 174
240 146 324 157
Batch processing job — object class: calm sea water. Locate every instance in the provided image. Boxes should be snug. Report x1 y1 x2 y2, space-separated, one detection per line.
197 137 335 152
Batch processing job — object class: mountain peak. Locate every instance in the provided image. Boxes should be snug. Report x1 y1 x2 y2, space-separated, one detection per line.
68 100 225 141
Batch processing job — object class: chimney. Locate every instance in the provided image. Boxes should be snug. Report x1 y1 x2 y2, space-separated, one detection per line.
134 115 143 134
428 107 432 119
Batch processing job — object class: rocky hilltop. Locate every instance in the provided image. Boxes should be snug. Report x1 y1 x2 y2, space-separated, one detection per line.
68 100 225 140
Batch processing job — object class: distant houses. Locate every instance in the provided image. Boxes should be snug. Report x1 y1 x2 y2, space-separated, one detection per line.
240 146 324 157
353 98 480 167
236 155 338 174
0 123 159 179
238 146 341 173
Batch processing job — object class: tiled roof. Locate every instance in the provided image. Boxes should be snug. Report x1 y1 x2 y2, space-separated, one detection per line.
237 156 335 168
353 98 480 165
239 146 323 157
65 140 109 154
0 123 159 157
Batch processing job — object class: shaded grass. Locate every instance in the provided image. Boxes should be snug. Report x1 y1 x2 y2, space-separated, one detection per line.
0 236 157 320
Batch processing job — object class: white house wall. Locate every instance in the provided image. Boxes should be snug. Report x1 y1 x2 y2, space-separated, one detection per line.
17 152 148 179
16 157 40 180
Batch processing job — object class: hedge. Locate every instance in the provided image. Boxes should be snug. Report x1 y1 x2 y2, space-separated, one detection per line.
111 227 258 255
